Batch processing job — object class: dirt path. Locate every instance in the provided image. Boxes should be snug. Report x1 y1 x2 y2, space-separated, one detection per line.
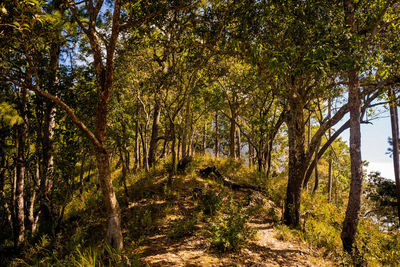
140 219 333 266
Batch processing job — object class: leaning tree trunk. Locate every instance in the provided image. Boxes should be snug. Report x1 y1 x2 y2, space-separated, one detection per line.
341 0 363 255
15 86 29 246
283 88 306 228
388 86 400 226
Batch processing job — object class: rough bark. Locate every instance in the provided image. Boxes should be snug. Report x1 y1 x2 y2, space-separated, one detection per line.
15 86 28 245
27 162 40 235
283 88 306 228
148 100 161 167
341 0 363 255
388 87 400 226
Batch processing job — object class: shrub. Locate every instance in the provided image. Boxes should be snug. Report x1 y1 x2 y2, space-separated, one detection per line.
198 190 223 216
208 202 254 251
168 212 202 239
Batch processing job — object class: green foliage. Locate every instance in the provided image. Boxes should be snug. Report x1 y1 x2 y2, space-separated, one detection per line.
208 200 254 252
0 102 22 126
168 212 202 239
365 171 398 227
126 204 165 241
198 190 223 216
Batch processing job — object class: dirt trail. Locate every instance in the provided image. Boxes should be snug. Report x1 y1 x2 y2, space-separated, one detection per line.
140 219 332 266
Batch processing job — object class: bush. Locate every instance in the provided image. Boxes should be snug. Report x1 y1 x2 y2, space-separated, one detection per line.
208 202 254 251
198 190 223 216
168 212 202 239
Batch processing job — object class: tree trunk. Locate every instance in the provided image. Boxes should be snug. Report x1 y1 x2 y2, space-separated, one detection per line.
202 122 206 154
135 120 140 171
215 111 219 158
140 125 149 172
266 140 273 178
79 151 86 194
27 163 40 236
160 139 167 159
341 0 363 255
229 116 236 159
312 141 321 194
328 98 333 202
181 96 191 158
95 96 123 249
236 127 241 159
15 86 29 245
248 140 254 168
148 100 161 167
169 123 177 183
0 155 13 235
388 86 400 226
283 88 306 228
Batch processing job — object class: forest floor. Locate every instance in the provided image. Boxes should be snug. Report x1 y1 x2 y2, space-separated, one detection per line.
140 218 332 267
122 160 334 267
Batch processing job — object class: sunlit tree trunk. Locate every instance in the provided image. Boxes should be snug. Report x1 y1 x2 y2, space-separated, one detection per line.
341 0 363 255
328 98 333 202
388 86 400 226
283 87 306 228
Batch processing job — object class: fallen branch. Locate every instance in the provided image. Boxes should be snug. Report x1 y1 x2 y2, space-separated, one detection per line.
198 166 264 192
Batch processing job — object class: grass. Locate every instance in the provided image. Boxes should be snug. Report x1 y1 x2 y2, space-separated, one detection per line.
3 154 400 266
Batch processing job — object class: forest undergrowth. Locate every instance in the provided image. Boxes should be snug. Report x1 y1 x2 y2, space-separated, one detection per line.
1 155 400 266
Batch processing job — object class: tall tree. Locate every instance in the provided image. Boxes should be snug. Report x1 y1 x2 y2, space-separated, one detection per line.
388 86 400 226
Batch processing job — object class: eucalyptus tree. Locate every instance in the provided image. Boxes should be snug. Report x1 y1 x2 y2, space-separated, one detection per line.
340 0 400 255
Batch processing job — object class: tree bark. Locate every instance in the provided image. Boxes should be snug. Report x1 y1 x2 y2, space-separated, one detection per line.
202 122 206 154
169 123 177 183
248 140 254 168
181 96 191 158
229 115 236 159
388 86 400 226
15 86 29 245
312 141 321 194
140 124 149 172
148 100 161 167
283 88 306 228
341 0 363 255
236 127 241 159
215 111 219 158
134 118 140 171
328 98 333 202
